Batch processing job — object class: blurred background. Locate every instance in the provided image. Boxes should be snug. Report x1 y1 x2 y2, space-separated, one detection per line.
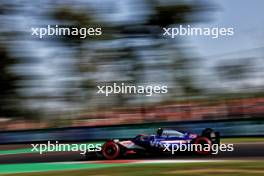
0 0 263 139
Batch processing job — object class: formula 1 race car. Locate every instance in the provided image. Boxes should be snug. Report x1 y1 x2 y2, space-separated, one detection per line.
86 128 220 160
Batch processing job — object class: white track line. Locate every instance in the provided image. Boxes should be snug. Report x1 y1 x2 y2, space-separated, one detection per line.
137 160 226 164
56 159 229 165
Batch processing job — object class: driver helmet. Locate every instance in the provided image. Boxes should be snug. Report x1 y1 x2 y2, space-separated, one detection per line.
157 128 163 136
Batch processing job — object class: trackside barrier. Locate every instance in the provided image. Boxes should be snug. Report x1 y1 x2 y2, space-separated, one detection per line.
0 118 263 144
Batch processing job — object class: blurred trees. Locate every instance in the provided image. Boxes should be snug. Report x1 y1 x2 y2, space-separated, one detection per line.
0 46 22 117
0 2 39 119
0 3 24 118
216 58 251 82
0 0 262 122
50 0 211 109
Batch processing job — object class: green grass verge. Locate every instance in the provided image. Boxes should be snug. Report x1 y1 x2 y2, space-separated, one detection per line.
1 161 264 176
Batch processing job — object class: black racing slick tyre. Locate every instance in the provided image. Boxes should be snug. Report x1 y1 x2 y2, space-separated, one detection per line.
102 141 120 160
202 128 220 145
194 137 212 155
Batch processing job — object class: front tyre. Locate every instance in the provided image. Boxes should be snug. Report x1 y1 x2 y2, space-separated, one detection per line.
102 141 120 159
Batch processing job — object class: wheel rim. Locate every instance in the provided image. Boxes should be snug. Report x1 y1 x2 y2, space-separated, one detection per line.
194 137 212 155
102 142 120 159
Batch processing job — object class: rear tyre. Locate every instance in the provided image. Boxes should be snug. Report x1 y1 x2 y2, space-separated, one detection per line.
202 128 220 145
202 128 213 137
194 137 212 155
102 141 120 159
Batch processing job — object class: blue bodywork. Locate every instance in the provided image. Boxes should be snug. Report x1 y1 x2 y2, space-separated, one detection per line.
131 130 198 150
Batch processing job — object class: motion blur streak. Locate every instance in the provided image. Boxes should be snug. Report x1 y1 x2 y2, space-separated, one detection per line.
0 0 263 131
0 0 263 175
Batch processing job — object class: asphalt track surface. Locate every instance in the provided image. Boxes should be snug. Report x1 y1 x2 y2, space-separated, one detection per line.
0 143 264 164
